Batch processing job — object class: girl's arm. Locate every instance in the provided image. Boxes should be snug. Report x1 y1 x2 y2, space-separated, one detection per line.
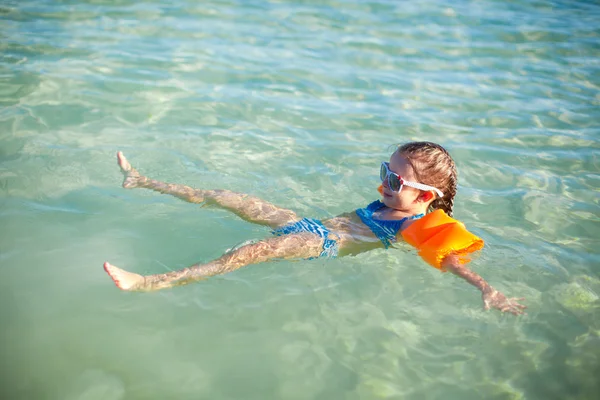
442 254 526 315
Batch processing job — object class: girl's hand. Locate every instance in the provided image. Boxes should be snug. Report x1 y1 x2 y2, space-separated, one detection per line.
482 287 526 315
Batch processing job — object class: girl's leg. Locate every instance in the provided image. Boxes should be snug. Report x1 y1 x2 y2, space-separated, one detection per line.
117 152 298 228
104 232 325 292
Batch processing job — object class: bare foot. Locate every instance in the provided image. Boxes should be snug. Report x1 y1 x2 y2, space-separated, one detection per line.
117 151 144 189
104 262 145 291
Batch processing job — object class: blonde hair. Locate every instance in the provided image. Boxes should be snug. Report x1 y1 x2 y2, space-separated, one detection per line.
397 141 458 216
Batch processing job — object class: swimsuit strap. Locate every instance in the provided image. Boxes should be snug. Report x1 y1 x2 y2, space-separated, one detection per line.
356 200 424 248
365 200 386 213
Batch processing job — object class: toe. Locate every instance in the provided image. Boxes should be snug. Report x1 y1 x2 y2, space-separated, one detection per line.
117 151 131 172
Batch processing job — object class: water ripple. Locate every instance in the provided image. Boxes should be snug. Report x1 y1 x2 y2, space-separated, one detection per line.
1 0 599 398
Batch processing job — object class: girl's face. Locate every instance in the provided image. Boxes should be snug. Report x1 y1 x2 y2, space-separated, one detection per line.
380 151 423 211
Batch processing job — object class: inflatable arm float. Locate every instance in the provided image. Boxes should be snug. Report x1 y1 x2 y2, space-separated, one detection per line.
378 184 484 269
402 209 484 269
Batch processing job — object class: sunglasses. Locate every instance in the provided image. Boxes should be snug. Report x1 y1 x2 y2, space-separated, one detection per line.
380 162 444 197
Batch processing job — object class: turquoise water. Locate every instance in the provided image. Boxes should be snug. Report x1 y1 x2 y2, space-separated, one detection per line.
1 0 599 398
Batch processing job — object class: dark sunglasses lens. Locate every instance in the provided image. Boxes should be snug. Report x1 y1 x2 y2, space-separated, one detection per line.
380 164 386 181
389 176 400 191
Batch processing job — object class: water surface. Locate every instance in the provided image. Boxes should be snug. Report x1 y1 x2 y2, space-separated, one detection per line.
1 0 599 399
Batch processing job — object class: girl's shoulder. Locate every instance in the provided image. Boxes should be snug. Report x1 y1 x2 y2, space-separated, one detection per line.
399 216 421 231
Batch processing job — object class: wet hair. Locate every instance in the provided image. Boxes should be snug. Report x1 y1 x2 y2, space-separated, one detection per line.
396 141 458 216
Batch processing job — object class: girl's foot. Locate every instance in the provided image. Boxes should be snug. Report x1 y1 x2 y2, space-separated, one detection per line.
117 151 144 189
104 262 145 291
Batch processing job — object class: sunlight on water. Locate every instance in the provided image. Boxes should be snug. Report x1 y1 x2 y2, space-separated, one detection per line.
1 0 599 399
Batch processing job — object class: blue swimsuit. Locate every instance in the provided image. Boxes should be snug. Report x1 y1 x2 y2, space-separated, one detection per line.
273 200 424 258
273 218 339 258
356 200 424 248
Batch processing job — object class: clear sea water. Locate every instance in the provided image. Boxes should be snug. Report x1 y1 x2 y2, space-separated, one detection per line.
1 0 599 399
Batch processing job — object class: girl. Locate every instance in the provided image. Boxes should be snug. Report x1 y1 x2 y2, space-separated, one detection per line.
104 142 526 315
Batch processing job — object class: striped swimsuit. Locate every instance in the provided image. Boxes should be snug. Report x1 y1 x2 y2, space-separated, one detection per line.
273 201 424 258
272 218 339 258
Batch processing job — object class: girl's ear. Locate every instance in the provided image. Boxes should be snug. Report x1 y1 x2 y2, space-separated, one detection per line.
420 191 433 202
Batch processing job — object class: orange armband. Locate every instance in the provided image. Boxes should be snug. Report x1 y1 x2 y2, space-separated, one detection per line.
401 209 484 269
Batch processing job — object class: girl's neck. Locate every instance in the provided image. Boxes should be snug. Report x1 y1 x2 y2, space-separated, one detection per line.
381 203 428 219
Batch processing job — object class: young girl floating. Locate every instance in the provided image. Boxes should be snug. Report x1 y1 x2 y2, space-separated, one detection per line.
104 141 526 315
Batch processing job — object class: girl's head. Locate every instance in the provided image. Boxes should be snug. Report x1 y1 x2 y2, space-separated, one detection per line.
381 141 457 216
